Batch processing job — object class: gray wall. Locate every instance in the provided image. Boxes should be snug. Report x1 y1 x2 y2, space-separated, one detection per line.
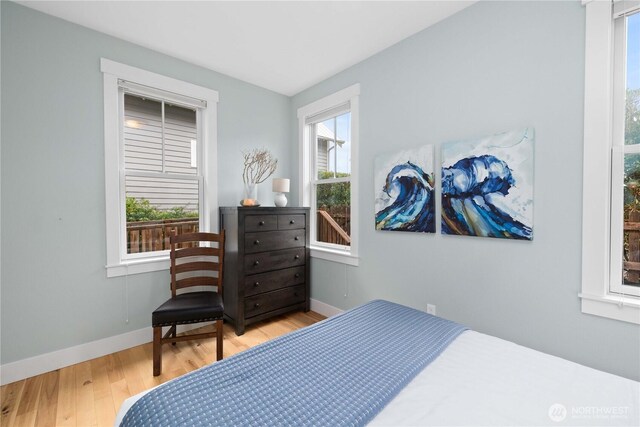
291 1 640 381
0 2 291 364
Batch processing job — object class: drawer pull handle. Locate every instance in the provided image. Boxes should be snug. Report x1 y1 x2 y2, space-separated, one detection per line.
254 240 260 245
254 281 260 287
253 260 260 266
254 303 261 308
294 255 300 260
259 221 265 226
295 273 300 278
290 220 295 224
294 236 299 241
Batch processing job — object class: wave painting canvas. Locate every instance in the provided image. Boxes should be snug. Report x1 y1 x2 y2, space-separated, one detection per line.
441 128 534 240
374 145 435 233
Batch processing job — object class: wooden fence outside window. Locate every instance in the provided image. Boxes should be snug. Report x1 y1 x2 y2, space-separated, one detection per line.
127 218 199 253
624 211 640 284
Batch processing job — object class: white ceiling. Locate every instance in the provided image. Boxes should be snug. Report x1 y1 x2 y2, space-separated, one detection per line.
18 1 475 96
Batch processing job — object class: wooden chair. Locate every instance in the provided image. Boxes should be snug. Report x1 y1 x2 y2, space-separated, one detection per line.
152 231 225 376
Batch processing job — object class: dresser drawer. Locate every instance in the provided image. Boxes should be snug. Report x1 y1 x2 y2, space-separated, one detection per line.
244 214 277 232
244 266 305 296
245 229 305 254
244 285 306 318
278 214 305 230
244 247 305 274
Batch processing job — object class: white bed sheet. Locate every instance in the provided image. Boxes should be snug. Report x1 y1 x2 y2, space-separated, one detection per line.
370 331 639 426
115 331 639 426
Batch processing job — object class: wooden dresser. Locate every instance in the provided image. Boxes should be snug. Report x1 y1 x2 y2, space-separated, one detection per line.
219 206 310 335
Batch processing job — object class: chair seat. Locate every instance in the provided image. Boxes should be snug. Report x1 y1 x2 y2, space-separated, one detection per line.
152 291 223 327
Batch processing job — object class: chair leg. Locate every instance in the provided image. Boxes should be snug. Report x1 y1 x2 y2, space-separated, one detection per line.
153 326 162 376
216 319 223 361
171 323 177 346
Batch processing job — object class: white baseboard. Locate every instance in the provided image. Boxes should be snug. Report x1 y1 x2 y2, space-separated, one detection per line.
0 327 150 385
1 303 340 386
0 323 200 386
310 298 343 318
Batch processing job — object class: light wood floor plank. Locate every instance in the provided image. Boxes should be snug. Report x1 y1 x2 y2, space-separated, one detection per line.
1 379 26 426
89 357 116 427
13 375 43 427
75 361 97 427
108 379 130 418
117 349 146 397
104 354 124 386
55 366 76 427
2 311 324 427
34 370 59 427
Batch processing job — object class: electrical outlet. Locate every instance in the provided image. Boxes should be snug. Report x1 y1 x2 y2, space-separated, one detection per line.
426 304 436 316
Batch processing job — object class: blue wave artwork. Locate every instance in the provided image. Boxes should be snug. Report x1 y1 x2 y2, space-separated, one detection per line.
441 128 534 240
374 145 435 233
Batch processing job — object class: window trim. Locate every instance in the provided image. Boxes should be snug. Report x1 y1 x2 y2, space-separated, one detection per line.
101 59 219 277
298 84 360 266
580 1 640 323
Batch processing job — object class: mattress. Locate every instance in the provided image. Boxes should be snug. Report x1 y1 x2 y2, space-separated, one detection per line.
116 328 639 426
369 330 639 426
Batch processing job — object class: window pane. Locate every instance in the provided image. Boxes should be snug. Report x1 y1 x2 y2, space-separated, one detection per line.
124 95 198 175
315 113 351 179
124 94 163 172
622 13 640 286
316 118 335 179
335 112 351 176
623 153 640 286
626 13 640 145
316 182 350 246
165 103 197 175
125 175 199 254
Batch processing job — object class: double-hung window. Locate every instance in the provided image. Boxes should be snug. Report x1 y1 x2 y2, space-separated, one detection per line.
611 3 640 297
581 1 640 323
298 84 360 266
102 59 218 277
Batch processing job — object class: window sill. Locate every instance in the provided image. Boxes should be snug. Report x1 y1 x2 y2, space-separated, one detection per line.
106 256 169 278
310 245 359 266
579 292 640 324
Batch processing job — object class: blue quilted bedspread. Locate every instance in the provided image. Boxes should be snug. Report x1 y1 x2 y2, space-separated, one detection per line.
120 299 467 427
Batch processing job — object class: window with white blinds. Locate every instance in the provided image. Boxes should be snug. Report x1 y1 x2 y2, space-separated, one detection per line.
121 89 203 256
102 59 218 277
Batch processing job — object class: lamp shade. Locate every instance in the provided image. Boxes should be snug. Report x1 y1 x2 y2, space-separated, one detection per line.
272 178 290 193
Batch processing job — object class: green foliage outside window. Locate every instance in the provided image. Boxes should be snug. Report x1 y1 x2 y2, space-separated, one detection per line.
317 171 350 208
126 197 198 222
625 89 640 217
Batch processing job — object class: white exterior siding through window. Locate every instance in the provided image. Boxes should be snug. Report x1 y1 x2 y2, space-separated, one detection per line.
124 95 199 212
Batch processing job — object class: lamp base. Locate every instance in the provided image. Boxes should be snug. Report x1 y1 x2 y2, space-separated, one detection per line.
274 192 288 207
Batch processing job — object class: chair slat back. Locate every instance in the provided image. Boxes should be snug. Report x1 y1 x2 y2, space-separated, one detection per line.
172 262 217 275
175 276 219 290
171 247 220 259
170 231 225 297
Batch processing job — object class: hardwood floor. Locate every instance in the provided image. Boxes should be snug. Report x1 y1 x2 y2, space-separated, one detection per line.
1 310 325 427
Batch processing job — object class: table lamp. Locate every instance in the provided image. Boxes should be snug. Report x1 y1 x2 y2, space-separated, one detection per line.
272 178 290 207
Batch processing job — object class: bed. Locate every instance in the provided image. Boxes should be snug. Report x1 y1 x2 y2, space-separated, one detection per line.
116 300 639 426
